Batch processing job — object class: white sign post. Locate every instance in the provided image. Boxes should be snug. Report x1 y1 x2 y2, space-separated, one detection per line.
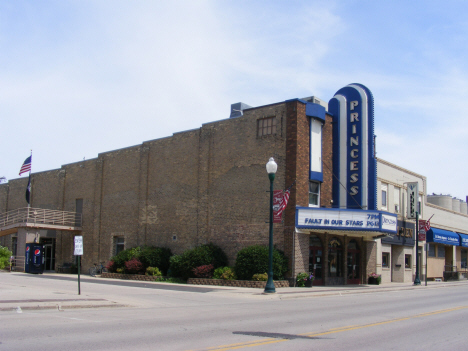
74 236 83 256
74 236 83 295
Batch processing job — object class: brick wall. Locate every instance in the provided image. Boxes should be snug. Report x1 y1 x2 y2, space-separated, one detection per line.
0 102 291 270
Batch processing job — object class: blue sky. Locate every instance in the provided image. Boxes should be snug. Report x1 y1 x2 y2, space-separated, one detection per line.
1 1 468 200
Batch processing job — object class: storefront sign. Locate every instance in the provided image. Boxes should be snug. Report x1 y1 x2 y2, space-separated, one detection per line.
382 220 415 246
426 228 459 246
296 207 397 233
329 84 377 211
459 233 468 247
407 182 418 219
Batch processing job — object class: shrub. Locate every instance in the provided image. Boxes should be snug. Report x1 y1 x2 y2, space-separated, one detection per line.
168 243 228 280
125 258 144 274
0 245 12 270
234 245 288 280
213 266 236 280
139 246 172 275
106 261 116 273
146 266 162 276
111 247 141 271
252 273 268 281
193 264 214 278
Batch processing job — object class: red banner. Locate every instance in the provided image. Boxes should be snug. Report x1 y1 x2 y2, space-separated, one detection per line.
273 190 283 223
419 220 427 234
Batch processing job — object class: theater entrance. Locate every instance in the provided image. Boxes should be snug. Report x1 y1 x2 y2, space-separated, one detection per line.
347 239 361 284
308 235 323 285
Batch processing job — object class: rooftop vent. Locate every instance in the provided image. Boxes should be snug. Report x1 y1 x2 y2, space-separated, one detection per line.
301 96 328 110
230 102 252 118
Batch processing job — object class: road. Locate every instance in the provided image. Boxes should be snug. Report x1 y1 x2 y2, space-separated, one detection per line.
1 273 467 350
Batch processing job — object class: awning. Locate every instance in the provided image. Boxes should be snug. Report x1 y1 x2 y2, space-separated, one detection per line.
458 233 468 247
426 228 459 246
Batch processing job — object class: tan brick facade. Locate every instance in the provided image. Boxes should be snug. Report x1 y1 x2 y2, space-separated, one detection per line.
0 98 378 285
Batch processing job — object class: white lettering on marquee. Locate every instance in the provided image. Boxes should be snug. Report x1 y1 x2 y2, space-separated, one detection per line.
349 100 360 197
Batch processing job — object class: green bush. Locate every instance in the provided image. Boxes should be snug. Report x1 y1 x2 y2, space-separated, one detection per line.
139 246 172 275
110 247 141 271
168 243 228 280
0 245 12 269
146 266 162 276
234 245 288 280
213 266 236 280
109 246 172 274
252 273 268 281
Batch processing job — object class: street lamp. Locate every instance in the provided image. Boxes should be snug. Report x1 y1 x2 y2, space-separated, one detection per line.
264 157 277 294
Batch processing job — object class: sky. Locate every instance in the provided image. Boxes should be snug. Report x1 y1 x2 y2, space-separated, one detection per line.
1 0 467 200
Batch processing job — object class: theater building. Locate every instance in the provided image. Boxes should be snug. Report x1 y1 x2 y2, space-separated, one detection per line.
14 83 466 286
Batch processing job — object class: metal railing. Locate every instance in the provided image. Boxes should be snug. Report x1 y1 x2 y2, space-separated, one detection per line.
0 207 82 229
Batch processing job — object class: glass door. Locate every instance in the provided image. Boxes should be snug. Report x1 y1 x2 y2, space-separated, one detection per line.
309 248 323 285
308 235 323 286
347 240 360 284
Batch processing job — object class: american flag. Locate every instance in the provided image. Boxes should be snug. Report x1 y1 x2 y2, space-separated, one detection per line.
424 219 431 232
19 156 32 175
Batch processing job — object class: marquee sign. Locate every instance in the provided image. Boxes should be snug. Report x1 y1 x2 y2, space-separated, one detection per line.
328 84 377 210
296 207 397 233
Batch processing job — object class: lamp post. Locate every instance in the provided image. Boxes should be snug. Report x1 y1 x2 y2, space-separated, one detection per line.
264 157 277 294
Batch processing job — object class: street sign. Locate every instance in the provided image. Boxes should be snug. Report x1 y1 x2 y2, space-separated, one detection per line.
74 236 83 256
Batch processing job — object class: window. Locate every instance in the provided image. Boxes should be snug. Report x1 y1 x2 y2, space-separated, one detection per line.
382 252 390 268
113 237 125 255
405 254 412 268
310 118 322 174
428 243 436 257
381 184 388 209
394 188 400 213
462 250 467 269
309 181 320 207
257 117 276 137
437 245 445 258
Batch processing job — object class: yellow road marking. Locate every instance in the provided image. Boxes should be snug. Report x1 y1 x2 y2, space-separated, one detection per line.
192 305 468 351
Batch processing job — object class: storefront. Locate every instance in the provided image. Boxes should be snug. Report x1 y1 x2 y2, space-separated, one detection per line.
296 207 397 285
426 228 459 280
458 233 468 271
380 220 415 283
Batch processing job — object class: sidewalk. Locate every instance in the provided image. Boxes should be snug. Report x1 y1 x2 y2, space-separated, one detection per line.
2 271 467 312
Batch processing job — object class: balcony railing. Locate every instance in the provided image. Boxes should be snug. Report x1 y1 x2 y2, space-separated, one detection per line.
0 207 82 230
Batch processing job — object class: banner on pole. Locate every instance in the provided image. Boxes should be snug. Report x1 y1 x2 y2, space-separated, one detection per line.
273 190 283 223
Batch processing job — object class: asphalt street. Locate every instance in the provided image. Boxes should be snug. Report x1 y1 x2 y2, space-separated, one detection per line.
1 272 468 351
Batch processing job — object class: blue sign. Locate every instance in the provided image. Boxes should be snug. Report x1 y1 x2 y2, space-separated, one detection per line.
426 228 459 246
328 84 377 210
